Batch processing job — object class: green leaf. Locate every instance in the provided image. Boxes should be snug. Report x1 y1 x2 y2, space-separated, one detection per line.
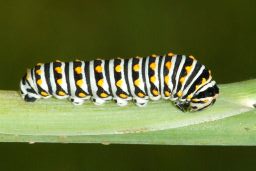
0 79 255 145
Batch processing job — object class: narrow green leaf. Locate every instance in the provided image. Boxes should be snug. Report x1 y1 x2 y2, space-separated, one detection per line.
0 79 255 145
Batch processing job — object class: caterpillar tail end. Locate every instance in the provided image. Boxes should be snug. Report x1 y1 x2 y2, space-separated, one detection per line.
20 71 41 103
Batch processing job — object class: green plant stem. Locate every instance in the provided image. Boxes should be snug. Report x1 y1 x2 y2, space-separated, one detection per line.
0 79 256 145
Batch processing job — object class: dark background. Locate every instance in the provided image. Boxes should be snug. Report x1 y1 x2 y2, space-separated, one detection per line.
0 0 256 170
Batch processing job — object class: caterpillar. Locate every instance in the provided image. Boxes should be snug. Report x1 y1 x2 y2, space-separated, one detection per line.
20 52 219 112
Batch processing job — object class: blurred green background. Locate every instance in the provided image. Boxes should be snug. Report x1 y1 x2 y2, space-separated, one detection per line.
0 0 256 170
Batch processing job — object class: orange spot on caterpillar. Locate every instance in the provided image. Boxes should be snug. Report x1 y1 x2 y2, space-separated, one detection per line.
119 93 128 99
115 65 122 72
150 76 156 83
57 79 62 85
165 91 170 97
75 67 83 74
152 89 159 96
138 92 145 98
76 79 83 87
149 62 156 70
58 91 66 96
202 78 207 84
185 66 192 73
177 91 183 97
187 94 193 100
55 67 62 74
95 65 103 73
41 91 48 96
37 79 42 85
97 79 104 87
180 77 185 84
100 92 108 98
133 64 140 72
116 80 122 87
165 61 172 69
78 92 86 97
134 79 140 87
36 70 42 75
164 76 169 84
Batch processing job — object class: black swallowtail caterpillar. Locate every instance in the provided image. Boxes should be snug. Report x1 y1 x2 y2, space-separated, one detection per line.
20 52 219 112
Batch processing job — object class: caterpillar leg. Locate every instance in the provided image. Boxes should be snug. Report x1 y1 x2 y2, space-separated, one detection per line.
91 97 106 105
69 97 85 105
23 94 40 102
134 98 148 107
114 98 128 107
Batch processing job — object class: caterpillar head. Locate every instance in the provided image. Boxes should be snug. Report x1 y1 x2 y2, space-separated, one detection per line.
175 80 219 112
20 69 40 102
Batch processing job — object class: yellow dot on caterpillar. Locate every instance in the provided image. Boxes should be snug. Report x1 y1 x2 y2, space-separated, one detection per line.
41 91 48 96
95 65 103 73
55 67 62 74
165 61 172 69
149 62 156 70
202 78 207 84
57 79 62 85
152 89 159 96
150 76 156 83
37 79 42 85
55 60 62 62
119 93 128 99
116 80 122 87
58 91 66 96
75 67 83 74
167 52 174 57
195 84 200 90
177 91 183 97
78 92 86 97
192 99 199 102
76 79 83 87
165 91 170 97
187 94 193 99
185 66 192 73
36 70 42 75
97 79 104 87
133 64 140 72
75 59 81 62
180 77 185 84
115 65 122 72
189 55 196 60
164 76 169 84
100 92 108 98
134 79 140 87
151 54 157 57
138 92 145 97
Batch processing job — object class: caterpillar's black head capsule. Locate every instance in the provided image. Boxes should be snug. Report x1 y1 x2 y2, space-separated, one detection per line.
189 81 219 112
174 80 219 112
